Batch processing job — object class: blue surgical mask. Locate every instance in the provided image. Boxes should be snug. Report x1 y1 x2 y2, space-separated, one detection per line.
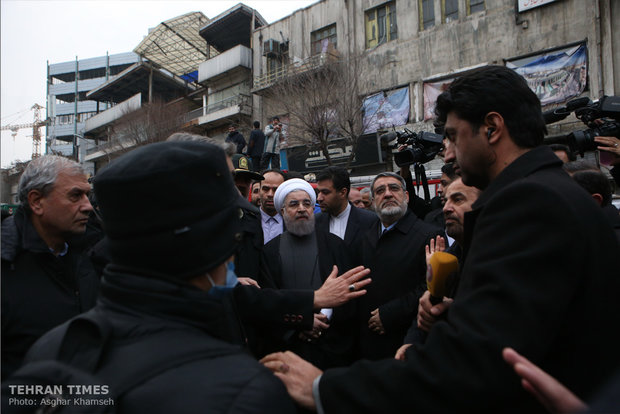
206 261 238 299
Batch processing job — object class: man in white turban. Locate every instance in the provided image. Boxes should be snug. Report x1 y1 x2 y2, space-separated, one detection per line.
273 178 317 237
260 178 358 370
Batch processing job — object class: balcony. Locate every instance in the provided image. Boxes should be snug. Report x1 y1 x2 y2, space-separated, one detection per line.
84 93 142 136
53 101 99 116
253 52 339 93
84 140 135 161
196 94 251 127
198 45 252 84
49 77 115 98
47 122 85 141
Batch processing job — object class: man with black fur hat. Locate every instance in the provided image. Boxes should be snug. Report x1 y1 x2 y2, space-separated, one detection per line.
15 141 370 413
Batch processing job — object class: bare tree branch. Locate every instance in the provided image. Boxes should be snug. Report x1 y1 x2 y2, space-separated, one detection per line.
264 52 378 168
102 98 189 159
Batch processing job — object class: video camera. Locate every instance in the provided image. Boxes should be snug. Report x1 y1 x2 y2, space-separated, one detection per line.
543 95 620 155
380 128 444 167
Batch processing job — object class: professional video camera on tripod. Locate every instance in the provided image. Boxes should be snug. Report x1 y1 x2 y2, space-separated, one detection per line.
380 128 444 205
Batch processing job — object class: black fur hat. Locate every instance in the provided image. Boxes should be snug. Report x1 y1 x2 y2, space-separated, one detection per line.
94 141 244 279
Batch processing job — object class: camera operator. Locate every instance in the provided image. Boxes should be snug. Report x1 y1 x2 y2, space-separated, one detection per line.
595 135 620 186
262 117 285 170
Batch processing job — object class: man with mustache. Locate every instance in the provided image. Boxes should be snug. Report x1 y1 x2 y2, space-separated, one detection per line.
261 65 620 414
260 179 358 369
395 177 481 358
356 172 442 360
1 155 99 380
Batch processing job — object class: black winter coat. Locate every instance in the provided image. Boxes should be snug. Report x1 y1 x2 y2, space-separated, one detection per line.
23 267 296 414
318 147 620 413
355 210 442 360
1 209 99 380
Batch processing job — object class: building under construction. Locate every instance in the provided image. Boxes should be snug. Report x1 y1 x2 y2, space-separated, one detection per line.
46 52 140 173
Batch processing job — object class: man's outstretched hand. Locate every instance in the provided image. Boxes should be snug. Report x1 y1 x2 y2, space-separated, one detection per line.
314 265 371 309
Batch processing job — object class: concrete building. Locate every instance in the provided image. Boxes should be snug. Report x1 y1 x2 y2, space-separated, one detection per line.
46 52 140 173
251 0 619 176
193 4 267 140
82 12 212 172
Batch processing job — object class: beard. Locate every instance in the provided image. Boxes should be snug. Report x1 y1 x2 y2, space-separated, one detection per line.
283 213 315 237
377 202 407 223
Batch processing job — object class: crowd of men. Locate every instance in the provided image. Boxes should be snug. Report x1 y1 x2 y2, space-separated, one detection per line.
2 65 620 413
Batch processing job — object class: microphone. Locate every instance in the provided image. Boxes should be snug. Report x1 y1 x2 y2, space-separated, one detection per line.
426 252 459 305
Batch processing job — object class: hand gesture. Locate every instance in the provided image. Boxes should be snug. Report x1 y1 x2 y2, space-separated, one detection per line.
425 235 446 268
314 266 371 309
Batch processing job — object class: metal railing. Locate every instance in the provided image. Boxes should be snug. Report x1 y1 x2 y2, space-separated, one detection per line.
204 94 252 115
253 52 339 90
185 107 204 123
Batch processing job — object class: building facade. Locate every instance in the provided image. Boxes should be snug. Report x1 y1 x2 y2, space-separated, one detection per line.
251 0 619 175
39 0 620 180
46 52 140 174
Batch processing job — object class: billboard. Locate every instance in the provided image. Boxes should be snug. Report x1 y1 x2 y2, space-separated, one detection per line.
362 87 410 133
507 43 587 106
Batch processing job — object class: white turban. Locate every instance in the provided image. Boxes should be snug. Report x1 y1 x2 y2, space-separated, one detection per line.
274 178 316 212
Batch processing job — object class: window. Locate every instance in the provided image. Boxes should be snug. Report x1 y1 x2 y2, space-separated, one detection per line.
266 56 284 78
419 0 435 30
365 2 397 49
311 24 337 56
442 0 459 23
467 0 485 15
55 114 74 125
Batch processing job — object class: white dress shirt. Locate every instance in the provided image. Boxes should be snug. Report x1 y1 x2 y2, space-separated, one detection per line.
329 203 351 240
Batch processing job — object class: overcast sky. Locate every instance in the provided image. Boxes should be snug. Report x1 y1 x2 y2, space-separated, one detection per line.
0 0 318 167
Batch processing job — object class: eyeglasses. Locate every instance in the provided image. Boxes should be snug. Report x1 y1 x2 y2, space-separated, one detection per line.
286 199 313 209
374 183 404 196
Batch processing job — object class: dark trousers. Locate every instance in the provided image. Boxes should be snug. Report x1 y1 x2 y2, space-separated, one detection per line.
260 153 280 170
250 156 262 172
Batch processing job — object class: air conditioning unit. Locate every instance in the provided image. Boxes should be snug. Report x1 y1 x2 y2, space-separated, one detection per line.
263 39 281 57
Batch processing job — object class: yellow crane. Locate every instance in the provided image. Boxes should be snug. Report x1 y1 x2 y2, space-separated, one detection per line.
1 104 47 159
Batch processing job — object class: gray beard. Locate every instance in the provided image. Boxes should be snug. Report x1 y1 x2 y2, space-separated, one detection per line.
283 214 315 237
377 203 407 223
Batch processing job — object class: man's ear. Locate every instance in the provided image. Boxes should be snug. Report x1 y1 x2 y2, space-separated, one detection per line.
591 193 603 206
27 190 45 216
484 112 505 145
340 187 348 199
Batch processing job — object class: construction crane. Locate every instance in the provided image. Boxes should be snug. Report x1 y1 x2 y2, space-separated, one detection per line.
1 104 47 159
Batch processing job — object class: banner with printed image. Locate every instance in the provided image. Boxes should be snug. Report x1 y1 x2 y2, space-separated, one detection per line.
507 44 587 106
363 86 410 133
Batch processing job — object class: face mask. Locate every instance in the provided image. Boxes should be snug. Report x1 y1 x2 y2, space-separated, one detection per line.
206 261 238 299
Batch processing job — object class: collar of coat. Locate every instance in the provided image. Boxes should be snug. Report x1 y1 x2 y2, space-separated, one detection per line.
471 145 562 211
1 207 51 261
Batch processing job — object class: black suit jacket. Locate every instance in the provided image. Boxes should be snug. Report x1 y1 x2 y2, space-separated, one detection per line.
318 147 620 413
355 210 442 360
315 204 378 265
315 205 379 246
